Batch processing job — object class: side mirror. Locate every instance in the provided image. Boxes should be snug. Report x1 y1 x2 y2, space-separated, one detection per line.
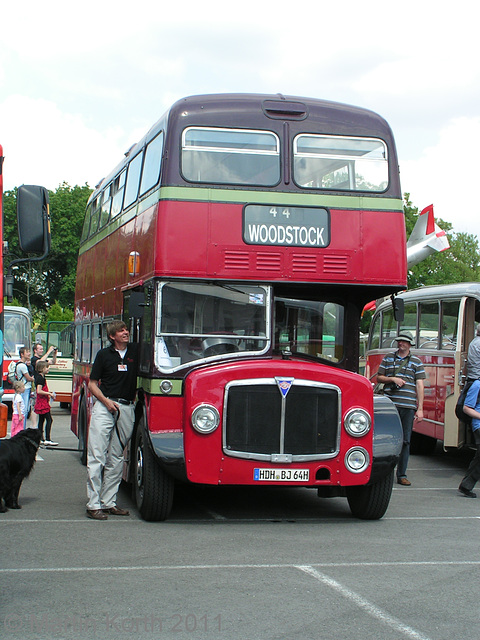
392 295 404 322
6 185 51 302
17 185 51 254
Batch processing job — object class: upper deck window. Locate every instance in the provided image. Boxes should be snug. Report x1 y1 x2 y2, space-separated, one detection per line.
293 134 388 192
111 170 126 218
124 152 143 209
87 194 102 237
99 184 112 228
140 132 164 195
80 202 92 243
182 127 280 186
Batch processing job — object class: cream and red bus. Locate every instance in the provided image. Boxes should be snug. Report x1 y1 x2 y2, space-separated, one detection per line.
366 282 480 454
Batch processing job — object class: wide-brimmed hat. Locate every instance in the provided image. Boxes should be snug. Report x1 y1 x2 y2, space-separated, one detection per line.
395 332 415 345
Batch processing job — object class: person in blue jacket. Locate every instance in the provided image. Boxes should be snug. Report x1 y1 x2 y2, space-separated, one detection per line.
458 379 480 498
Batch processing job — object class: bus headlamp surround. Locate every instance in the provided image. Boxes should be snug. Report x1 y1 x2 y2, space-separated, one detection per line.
345 447 370 473
191 404 220 434
344 408 371 437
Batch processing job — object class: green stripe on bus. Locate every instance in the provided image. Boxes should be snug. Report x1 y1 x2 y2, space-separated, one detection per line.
139 377 183 396
159 187 404 211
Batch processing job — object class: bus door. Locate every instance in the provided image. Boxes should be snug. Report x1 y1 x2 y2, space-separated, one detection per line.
444 296 477 448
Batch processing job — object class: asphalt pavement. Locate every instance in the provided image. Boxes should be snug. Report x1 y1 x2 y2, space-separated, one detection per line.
1 406 479 640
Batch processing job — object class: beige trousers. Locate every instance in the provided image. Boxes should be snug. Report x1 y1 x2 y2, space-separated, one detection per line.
86 400 134 510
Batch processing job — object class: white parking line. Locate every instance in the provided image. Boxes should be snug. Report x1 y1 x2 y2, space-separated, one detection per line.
298 565 432 640
1 515 480 525
393 487 466 491
3 558 480 573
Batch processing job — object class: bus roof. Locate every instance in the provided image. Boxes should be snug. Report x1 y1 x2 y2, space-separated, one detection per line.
5 305 31 317
376 282 480 311
88 92 399 205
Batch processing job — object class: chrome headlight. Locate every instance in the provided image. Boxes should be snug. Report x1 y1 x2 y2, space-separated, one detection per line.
344 408 371 437
191 404 220 434
345 447 369 473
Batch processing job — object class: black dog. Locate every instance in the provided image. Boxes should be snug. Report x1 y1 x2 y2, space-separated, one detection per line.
0 428 42 512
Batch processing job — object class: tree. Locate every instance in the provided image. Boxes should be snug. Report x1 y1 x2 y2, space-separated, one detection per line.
45 302 74 324
404 194 480 289
3 183 91 314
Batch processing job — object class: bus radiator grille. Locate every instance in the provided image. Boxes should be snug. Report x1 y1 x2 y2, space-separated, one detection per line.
224 384 338 457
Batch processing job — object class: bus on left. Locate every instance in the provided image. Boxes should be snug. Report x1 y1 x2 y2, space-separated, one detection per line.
0 143 51 436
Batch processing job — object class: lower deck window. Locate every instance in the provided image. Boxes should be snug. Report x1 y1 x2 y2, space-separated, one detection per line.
275 297 345 363
157 282 269 369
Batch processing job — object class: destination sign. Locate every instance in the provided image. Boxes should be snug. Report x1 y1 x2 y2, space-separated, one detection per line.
243 205 330 248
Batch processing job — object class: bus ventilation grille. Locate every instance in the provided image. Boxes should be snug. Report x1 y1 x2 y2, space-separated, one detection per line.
323 255 348 274
292 254 317 273
224 251 250 270
256 253 282 272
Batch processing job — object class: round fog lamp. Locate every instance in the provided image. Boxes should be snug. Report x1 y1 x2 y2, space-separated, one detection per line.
191 404 220 434
344 408 371 437
345 447 369 473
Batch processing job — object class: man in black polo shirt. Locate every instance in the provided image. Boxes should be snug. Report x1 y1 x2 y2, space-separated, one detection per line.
86 320 139 520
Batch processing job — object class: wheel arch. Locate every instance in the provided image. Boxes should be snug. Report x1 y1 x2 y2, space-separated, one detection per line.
369 394 403 484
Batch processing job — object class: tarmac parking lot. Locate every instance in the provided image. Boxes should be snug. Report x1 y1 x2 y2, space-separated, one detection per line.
1 405 479 640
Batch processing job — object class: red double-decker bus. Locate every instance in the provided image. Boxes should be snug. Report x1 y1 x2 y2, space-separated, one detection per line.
71 94 406 520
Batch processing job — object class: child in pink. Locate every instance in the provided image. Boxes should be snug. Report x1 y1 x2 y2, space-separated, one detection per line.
11 380 26 437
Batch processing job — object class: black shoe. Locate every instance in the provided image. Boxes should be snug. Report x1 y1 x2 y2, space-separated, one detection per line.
458 485 477 498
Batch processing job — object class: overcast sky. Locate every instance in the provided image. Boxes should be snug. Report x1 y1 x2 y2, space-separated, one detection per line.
1 0 479 239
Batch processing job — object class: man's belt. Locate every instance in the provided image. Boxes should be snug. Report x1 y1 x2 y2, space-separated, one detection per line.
108 397 134 405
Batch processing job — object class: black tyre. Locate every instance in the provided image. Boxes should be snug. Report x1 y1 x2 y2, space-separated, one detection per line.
133 418 174 521
78 397 88 466
346 469 394 520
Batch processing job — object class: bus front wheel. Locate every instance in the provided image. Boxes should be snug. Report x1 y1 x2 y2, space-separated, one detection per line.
346 469 394 520
133 419 174 521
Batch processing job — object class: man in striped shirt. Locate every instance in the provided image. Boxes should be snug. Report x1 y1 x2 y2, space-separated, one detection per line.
377 332 426 486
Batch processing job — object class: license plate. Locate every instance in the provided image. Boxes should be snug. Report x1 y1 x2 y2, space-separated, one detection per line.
254 468 310 482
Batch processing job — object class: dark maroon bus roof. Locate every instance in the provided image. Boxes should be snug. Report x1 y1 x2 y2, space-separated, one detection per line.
92 93 401 201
